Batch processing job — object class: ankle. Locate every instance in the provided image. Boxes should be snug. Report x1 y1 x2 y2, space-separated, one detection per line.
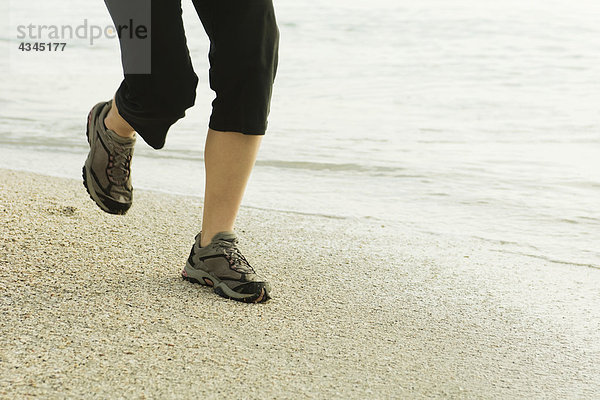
104 115 135 138
200 231 214 247
200 230 233 247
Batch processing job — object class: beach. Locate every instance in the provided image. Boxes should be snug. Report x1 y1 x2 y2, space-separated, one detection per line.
0 168 599 398
2 0 600 397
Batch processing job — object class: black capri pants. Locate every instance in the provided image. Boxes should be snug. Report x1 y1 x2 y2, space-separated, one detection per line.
104 0 279 149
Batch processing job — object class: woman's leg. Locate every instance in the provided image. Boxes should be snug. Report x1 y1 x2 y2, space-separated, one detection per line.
181 0 279 303
85 0 198 215
104 96 135 138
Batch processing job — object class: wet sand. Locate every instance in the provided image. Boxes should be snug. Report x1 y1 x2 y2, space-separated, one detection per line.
0 168 599 398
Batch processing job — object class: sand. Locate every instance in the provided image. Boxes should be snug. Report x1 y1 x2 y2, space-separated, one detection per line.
0 168 599 399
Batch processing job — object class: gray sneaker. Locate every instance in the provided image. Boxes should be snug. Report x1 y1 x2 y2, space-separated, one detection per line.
182 232 271 303
83 101 135 215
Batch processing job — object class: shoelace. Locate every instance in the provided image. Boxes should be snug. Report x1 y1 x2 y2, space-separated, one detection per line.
215 239 256 274
107 148 132 185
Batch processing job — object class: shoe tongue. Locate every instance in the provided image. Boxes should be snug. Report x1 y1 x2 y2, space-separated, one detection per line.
99 101 112 121
212 231 237 243
104 126 136 146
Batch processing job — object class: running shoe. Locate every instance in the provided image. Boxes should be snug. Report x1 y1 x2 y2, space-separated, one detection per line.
182 231 271 303
82 101 135 215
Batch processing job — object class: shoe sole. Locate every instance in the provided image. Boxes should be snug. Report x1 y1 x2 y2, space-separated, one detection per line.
82 103 131 215
182 263 270 303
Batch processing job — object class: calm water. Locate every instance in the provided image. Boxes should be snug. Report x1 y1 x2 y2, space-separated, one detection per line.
1 0 599 267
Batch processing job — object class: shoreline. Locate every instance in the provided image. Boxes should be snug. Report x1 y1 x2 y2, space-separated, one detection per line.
0 142 598 270
1 168 599 398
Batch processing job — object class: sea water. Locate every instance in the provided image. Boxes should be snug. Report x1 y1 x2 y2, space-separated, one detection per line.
1 0 599 268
